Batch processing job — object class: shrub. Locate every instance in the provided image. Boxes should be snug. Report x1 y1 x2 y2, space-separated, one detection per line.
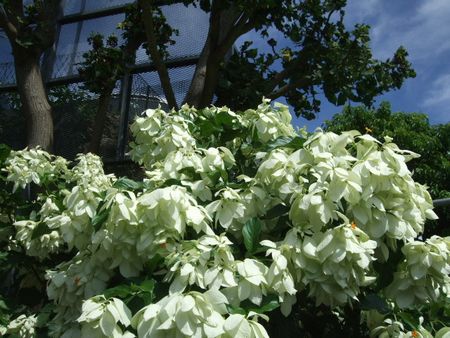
0 100 448 337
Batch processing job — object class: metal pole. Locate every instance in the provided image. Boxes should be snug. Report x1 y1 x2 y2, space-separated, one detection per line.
67 0 86 76
433 198 450 207
116 73 133 160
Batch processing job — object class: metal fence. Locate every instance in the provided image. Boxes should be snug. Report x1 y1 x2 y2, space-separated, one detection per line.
0 1 208 161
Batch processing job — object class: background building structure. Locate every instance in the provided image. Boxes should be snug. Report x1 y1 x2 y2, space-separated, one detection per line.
0 0 209 160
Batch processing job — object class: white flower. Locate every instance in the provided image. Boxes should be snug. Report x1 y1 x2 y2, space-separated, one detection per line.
296 224 377 307
385 236 450 308
243 100 296 143
4 147 68 191
131 290 228 338
223 313 269 338
6 314 38 338
77 296 134 338
206 188 246 230
223 259 269 306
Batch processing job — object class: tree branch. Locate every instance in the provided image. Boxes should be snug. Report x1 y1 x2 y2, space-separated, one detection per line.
208 0 222 49
138 0 178 110
183 3 239 107
185 6 256 108
215 14 255 58
266 68 291 93
268 77 309 100
0 6 18 41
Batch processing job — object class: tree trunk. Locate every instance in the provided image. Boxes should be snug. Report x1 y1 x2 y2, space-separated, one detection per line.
14 54 54 151
184 6 242 108
86 91 112 154
183 35 212 107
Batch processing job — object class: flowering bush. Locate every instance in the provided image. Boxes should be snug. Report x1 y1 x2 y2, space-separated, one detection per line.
0 99 448 337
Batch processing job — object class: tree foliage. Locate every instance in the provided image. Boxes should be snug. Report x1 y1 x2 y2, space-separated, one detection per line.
0 101 449 337
324 103 450 237
117 0 415 118
1 0 416 151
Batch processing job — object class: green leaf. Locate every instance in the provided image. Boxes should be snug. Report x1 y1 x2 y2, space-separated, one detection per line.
237 295 280 315
242 218 262 254
246 48 258 58
35 304 54 328
0 299 8 311
226 305 246 315
179 166 197 177
31 222 52 240
266 136 305 151
103 285 133 299
216 110 235 127
398 312 420 330
249 298 280 314
161 178 182 187
92 208 110 231
145 254 164 274
0 144 11 163
138 279 155 293
360 293 389 314
113 177 143 190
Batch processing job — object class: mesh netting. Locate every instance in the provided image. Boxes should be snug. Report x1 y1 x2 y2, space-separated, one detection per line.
0 3 204 160
52 82 122 160
128 73 168 118
134 65 196 111
135 3 209 65
63 0 134 16
52 14 125 79
0 92 26 149
0 62 15 86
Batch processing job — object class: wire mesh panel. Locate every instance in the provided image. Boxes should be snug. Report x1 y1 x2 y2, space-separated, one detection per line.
63 0 134 16
135 3 209 65
0 92 26 149
0 62 15 86
128 73 168 119
0 30 15 86
0 31 13 63
52 81 121 160
52 14 125 79
135 65 195 111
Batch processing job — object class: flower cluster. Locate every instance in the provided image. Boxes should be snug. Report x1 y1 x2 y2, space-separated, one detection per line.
385 236 450 308
3 314 38 338
77 296 134 337
2 100 445 337
4 147 68 191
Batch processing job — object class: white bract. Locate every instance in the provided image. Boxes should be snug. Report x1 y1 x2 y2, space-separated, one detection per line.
2 100 443 337
5 314 38 338
78 296 134 338
385 236 450 308
131 290 228 338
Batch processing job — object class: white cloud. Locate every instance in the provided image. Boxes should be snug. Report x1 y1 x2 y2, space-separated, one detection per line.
345 0 382 25
421 73 450 123
368 0 450 62
423 74 450 106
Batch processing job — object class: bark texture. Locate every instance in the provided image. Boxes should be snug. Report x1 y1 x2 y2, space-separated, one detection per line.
14 53 54 151
86 92 112 154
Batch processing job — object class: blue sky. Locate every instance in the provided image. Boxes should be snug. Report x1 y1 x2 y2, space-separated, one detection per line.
240 0 450 130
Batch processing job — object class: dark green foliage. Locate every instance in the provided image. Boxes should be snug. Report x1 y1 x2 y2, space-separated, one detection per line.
119 3 178 60
214 0 415 119
242 218 263 255
79 34 126 95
